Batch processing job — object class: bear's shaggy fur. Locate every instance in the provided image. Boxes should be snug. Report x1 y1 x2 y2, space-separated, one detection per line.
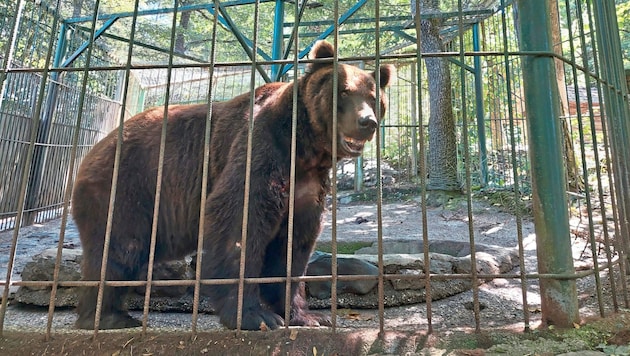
72 41 394 330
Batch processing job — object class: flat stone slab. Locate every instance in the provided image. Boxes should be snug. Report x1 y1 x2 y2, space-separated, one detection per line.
13 240 519 310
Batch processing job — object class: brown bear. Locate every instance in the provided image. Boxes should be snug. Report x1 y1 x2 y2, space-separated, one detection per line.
72 40 394 330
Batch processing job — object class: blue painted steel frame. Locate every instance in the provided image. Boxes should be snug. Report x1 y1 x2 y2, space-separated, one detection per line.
59 0 370 82
279 0 369 77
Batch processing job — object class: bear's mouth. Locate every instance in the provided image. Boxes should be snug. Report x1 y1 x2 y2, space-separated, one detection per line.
340 135 367 156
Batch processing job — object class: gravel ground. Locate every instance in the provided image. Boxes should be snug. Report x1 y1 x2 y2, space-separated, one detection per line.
0 195 618 337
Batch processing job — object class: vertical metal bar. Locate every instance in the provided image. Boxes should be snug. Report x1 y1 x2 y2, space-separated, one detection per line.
22 25 66 225
410 64 418 178
515 0 579 327
90 0 126 335
237 0 261 331
374 0 385 338
46 0 111 339
500 0 530 331
571 0 618 311
284 0 299 329
472 23 487 187
0 0 25 114
591 0 630 263
457 0 481 333
278 0 308 79
281 0 368 76
271 0 284 81
0 0 61 336
192 0 219 335
562 0 606 317
330 0 340 332
140 0 177 334
0 0 29 335
413 0 432 334
215 2 271 83
584 0 629 309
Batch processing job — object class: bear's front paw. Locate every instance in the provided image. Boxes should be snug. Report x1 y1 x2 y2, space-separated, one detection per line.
220 306 285 330
290 310 332 327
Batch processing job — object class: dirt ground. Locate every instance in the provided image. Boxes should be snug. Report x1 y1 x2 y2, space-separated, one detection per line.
1 312 630 355
0 189 628 355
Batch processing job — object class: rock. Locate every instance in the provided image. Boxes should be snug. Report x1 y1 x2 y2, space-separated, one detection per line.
308 240 519 308
306 251 379 299
14 248 82 307
134 259 194 297
15 248 196 309
14 240 519 311
390 269 425 290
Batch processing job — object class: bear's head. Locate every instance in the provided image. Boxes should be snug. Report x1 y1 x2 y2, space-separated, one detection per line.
303 41 395 158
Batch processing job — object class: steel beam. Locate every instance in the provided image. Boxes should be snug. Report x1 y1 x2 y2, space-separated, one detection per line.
515 0 578 327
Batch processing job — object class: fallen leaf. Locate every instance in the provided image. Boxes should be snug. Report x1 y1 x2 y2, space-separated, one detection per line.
289 329 298 340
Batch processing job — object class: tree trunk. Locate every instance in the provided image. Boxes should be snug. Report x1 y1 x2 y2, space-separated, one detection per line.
72 0 84 17
420 17 460 191
175 9 191 54
549 0 584 192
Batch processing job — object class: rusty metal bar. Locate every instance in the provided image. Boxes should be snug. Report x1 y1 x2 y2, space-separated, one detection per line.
499 0 530 331
330 0 340 332
412 0 433 335
562 0 606 318
44 0 114 340
140 0 179 334
456 0 482 333
236 0 261 331
4 50 611 75
191 0 219 335
6 257 620 291
585 0 630 309
374 0 387 338
283 0 300 329
592 0 630 274
0 0 60 335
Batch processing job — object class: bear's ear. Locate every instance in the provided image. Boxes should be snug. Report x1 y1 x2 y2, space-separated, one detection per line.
374 64 396 88
306 40 335 73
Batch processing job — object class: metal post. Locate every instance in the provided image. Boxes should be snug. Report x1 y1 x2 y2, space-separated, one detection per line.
515 0 579 327
271 0 284 81
472 23 487 187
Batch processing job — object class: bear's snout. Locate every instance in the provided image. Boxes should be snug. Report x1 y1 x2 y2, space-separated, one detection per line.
358 114 378 131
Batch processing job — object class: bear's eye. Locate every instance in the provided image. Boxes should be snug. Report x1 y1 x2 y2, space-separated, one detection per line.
340 90 349 97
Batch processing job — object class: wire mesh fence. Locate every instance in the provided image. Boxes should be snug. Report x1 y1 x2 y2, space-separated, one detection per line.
0 1 629 351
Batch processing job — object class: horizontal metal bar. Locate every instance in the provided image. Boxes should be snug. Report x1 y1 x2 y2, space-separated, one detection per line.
283 10 495 28
3 258 619 289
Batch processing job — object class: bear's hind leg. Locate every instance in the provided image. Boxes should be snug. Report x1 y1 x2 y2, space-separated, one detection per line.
76 247 142 330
